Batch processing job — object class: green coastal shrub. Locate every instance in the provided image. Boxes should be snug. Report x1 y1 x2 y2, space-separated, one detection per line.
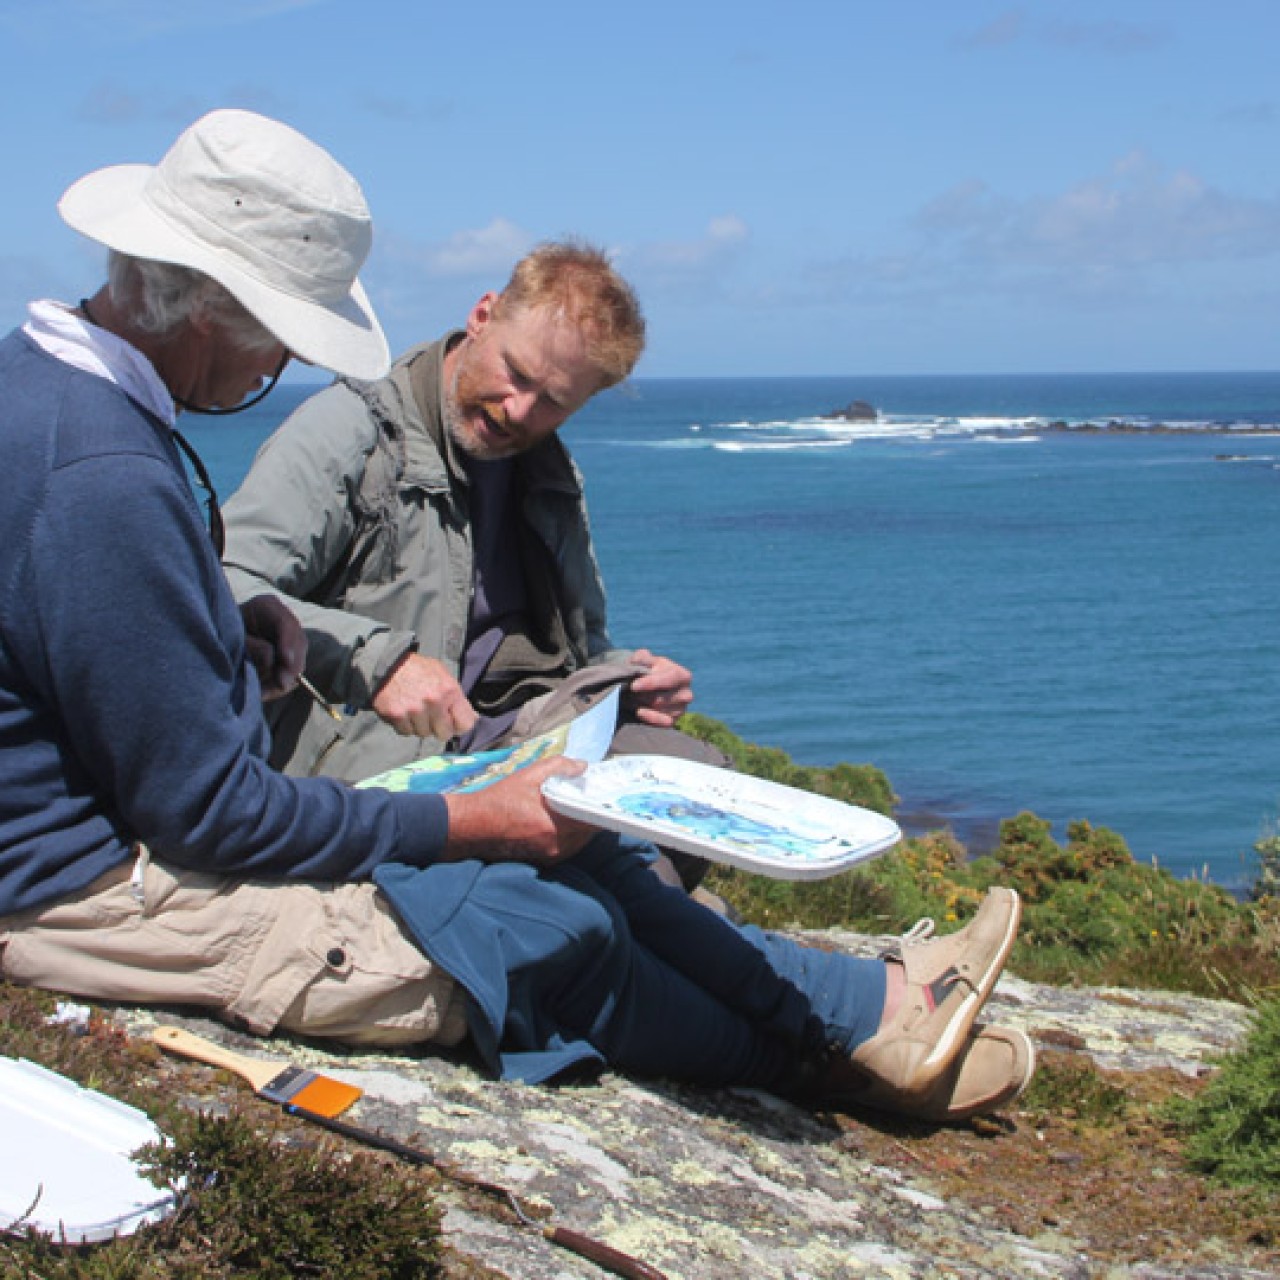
1180 996 1280 1189
686 719 1280 998
863 815 1278 995
680 713 897 815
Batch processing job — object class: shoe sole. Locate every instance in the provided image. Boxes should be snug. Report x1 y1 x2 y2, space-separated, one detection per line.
827 1024 1037 1122
926 1024 1036 1122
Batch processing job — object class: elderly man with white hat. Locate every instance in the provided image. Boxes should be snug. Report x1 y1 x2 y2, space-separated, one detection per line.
0 110 1030 1123
0 109 589 1047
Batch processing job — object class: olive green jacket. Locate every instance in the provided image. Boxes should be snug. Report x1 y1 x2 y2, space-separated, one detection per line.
222 337 620 781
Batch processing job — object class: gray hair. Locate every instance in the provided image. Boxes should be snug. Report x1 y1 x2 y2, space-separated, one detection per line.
107 251 281 354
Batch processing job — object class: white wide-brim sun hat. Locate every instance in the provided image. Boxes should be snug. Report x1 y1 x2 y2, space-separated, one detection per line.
58 109 390 382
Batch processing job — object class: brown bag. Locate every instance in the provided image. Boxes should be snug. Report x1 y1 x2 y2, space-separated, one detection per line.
505 659 647 743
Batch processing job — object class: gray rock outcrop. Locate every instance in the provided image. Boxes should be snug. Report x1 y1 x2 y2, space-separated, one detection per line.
121 928 1262 1280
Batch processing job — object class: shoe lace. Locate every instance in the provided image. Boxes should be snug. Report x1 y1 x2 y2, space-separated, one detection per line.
901 918 936 945
878 917 936 964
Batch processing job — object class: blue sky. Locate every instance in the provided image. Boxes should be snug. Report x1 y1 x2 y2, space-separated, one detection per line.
1 0 1278 377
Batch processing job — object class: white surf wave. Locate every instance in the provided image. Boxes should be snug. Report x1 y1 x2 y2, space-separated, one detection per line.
697 411 1280 448
594 412 1280 452
711 438 855 453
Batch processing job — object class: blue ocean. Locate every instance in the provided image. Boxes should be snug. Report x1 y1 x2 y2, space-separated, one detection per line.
187 371 1280 896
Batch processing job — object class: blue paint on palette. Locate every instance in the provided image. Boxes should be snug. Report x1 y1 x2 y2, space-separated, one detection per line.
614 790 849 862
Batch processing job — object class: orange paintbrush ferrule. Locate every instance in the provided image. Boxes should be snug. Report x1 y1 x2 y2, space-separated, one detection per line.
153 1025 362 1118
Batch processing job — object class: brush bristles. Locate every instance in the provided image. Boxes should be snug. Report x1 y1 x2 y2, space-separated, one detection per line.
280 1076 362 1118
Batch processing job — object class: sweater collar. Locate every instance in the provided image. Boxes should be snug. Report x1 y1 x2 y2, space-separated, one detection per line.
23 299 176 426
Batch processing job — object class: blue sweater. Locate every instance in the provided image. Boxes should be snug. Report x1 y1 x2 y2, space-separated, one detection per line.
0 330 448 917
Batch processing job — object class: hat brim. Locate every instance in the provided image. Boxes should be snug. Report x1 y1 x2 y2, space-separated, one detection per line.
59 163 390 382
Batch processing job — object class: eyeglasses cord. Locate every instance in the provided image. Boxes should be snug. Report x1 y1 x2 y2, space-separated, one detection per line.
79 296 226 559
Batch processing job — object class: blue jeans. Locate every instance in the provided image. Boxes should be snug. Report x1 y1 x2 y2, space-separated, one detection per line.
376 834 887 1087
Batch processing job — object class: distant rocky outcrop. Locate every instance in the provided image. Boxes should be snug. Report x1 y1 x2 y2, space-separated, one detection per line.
821 399 878 422
120 927 1267 1280
1042 419 1277 435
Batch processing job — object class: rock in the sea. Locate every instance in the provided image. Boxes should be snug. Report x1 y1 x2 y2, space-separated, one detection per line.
821 399 878 422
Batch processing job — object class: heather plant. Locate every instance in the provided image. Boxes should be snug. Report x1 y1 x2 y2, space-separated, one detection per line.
1 1103 445 1280
0 982 446 1280
136 1108 445 1279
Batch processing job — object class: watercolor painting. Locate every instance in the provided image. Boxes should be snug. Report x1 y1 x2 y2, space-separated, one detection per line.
613 789 856 864
356 728 570 796
542 756 901 881
357 689 620 796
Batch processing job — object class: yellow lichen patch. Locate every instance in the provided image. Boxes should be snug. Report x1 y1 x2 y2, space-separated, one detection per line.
730 1141 784 1177
669 1158 717 1187
449 1137 542 1185
599 1210 743 1266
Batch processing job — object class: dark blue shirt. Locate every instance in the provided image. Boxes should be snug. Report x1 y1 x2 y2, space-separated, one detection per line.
0 330 448 916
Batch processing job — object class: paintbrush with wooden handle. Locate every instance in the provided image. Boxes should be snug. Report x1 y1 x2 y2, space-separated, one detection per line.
297 673 344 722
153 1025 362 1117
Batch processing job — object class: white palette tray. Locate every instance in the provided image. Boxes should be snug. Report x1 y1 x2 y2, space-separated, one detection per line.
542 755 901 880
0 1057 178 1243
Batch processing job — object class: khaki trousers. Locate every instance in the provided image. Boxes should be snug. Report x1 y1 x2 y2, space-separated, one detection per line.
0 849 468 1047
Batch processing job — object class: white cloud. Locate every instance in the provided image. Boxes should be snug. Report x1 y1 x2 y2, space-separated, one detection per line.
414 218 536 278
357 93 456 125
361 218 538 337
1220 101 1277 127
625 215 749 276
708 215 749 244
1042 19 1169 55
956 9 1168 56
367 216 752 337
74 80 284 127
799 153 1280 311
918 153 1280 270
956 9 1025 50
76 83 150 125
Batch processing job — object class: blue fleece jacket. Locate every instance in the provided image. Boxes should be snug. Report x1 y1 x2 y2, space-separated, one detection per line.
0 330 448 917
